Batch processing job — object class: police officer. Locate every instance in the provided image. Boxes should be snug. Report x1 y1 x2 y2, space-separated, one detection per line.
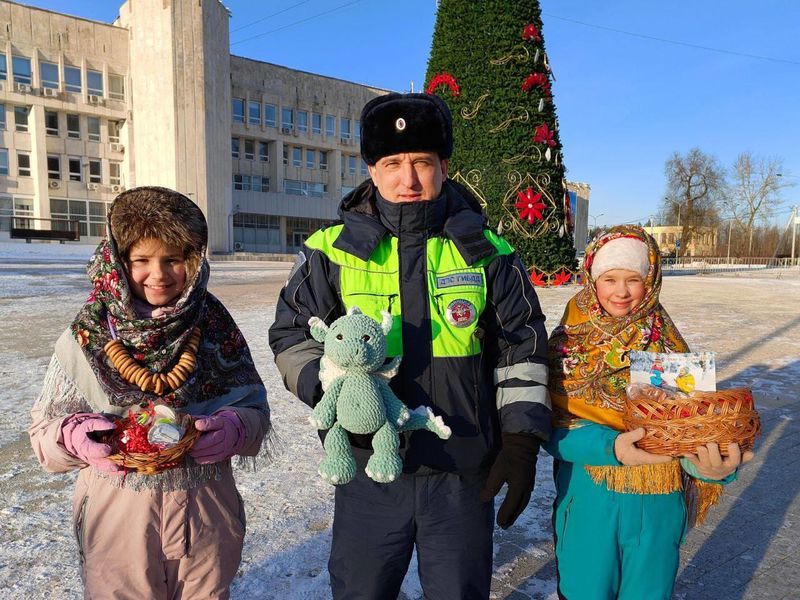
269 93 551 599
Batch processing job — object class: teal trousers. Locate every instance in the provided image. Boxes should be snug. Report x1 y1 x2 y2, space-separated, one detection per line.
552 460 686 600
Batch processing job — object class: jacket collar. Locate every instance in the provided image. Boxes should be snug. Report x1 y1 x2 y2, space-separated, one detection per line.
333 179 496 265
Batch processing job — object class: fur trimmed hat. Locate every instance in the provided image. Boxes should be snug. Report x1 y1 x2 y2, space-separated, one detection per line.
590 237 649 279
360 93 453 165
109 186 207 279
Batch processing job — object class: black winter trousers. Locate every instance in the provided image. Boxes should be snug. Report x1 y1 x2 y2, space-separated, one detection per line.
329 469 494 600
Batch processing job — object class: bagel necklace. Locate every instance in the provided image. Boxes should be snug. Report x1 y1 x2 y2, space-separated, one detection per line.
103 313 201 396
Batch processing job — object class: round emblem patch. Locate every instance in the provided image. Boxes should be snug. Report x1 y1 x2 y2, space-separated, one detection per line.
446 299 477 328
395 117 406 131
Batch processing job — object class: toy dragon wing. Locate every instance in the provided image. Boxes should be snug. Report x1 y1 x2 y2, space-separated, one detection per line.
319 354 347 391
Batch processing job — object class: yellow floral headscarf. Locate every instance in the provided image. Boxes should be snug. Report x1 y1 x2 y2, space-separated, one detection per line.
548 225 689 431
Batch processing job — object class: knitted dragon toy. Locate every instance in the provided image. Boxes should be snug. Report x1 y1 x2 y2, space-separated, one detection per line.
308 308 451 485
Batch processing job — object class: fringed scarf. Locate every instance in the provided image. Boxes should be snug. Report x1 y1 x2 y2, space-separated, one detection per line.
548 225 721 526
36 218 268 491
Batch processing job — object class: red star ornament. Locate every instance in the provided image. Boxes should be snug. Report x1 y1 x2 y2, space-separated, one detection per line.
533 123 556 147
522 23 541 42
515 187 546 224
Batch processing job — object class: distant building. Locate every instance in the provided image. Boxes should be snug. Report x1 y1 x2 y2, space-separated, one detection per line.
647 225 717 257
0 0 385 254
566 181 590 252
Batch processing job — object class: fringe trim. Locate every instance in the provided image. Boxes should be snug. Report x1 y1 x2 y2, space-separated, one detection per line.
99 461 221 492
36 354 93 419
585 461 683 495
235 421 280 471
683 475 725 527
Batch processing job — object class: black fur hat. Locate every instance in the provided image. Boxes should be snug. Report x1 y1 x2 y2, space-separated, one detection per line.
360 93 453 165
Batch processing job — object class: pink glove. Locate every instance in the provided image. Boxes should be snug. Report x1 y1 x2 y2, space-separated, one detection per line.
61 413 123 474
190 410 246 464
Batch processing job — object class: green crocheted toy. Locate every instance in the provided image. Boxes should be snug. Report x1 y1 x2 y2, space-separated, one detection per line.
308 307 451 485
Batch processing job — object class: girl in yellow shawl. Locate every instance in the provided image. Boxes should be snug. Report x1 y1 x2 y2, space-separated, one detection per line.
544 225 751 600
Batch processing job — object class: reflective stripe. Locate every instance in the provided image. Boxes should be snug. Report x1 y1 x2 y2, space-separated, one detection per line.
496 384 551 410
275 339 323 397
494 362 549 386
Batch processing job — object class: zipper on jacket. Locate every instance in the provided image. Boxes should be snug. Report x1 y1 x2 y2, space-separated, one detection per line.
75 496 89 566
472 328 485 434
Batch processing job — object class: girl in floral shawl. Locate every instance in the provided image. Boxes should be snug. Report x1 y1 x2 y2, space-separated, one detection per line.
544 225 751 600
29 187 270 599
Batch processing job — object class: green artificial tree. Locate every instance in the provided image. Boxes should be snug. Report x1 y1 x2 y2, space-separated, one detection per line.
425 0 577 283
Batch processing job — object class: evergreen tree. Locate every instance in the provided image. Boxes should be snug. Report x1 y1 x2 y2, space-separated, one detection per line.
425 0 576 280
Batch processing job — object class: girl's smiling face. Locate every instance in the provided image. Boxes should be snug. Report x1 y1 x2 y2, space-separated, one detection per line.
126 238 187 306
594 269 646 317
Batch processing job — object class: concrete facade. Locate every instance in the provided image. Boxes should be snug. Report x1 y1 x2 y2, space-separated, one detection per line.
648 224 718 257
566 181 590 252
0 0 385 254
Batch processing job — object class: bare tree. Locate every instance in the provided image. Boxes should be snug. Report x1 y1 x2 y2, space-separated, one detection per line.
663 148 724 256
722 153 790 254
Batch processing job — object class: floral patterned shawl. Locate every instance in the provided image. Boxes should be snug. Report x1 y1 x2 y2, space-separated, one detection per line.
548 225 689 431
69 221 263 411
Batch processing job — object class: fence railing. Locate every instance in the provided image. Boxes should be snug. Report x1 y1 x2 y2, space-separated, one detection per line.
661 256 800 274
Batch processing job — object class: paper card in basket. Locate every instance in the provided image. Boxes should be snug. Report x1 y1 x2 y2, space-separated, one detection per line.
630 350 716 393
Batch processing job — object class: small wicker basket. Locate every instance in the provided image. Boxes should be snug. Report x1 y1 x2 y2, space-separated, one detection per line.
105 416 200 475
623 384 761 457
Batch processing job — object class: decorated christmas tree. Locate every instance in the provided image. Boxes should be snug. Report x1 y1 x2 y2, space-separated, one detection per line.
425 0 577 283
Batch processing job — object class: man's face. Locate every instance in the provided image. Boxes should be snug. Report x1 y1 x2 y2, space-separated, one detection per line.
368 152 448 203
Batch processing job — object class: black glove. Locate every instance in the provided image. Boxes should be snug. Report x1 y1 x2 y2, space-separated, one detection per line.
480 432 540 529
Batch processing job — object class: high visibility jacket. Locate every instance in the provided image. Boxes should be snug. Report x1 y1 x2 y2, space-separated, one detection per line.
269 179 551 474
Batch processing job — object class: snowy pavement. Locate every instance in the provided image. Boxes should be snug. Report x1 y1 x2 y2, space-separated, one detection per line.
0 244 798 599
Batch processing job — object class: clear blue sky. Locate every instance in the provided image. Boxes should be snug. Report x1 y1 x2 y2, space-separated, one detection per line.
26 0 800 227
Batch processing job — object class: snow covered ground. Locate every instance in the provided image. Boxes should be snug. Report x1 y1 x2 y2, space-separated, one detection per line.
1 242 798 599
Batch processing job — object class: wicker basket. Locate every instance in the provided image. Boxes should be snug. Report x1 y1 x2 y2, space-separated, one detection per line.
623 384 761 457
105 416 200 475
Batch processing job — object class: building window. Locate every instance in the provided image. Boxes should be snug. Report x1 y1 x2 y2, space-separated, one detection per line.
87 70 103 96
0 55 6 81
47 155 61 180
283 179 327 198
0 149 8 176
264 103 276 127
232 98 245 123
325 114 335 137
40 61 59 89
67 114 80 139
0 105 5 130
319 150 328 171
233 174 251 191
355 120 361 142
360 158 368 177
306 149 315 169
258 141 269 162
341 117 351 140
17 153 31 177
312 113 322 135
14 106 29 132
108 74 124 101
88 201 107 236
108 120 122 143
297 110 308 134
51 198 106 237
12 56 32 85
281 107 294 133
87 117 101 142
68 157 82 181
282 145 288 165
109 161 122 185
244 139 255 160
253 176 270 192
64 65 81 93
45 110 59 136
231 137 240 159
292 147 302 168
248 101 261 125
349 155 356 175
88 159 102 183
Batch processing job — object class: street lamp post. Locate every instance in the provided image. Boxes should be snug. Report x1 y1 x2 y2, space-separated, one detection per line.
590 213 604 229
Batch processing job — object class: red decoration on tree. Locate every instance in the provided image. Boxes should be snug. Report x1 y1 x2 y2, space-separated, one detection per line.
522 23 541 42
533 123 556 147
521 72 551 96
530 270 547 287
552 270 572 286
426 72 460 98
515 187 546 224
